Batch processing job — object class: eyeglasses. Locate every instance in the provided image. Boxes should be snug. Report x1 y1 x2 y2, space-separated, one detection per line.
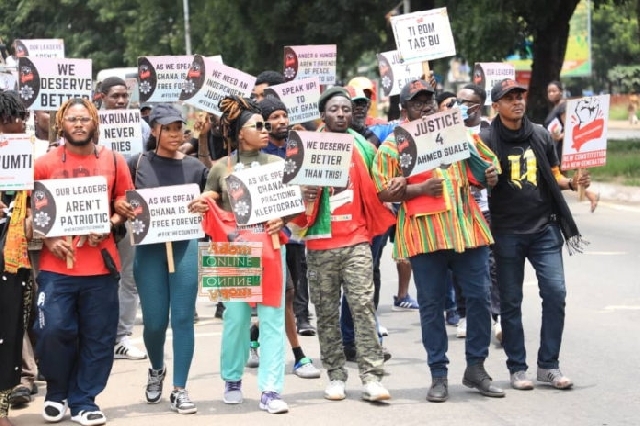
408 99 437 112
242 121 272 132
64 116 93 124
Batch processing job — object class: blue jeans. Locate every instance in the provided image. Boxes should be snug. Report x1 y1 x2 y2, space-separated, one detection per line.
34 271 119 415
493 224 566 373
341 232 387 347
410 247 491 378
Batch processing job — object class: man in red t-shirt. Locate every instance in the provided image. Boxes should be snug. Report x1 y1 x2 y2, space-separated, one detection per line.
33 98 134 426
302 87 395 403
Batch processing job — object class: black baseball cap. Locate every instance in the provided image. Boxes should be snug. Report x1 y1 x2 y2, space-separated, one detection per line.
491 78 527 102
399 79 435 105
148 103 185 125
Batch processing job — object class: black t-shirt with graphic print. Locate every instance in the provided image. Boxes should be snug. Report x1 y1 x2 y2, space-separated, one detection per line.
488 131 559 235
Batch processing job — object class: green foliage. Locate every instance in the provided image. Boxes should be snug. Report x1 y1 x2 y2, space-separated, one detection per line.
590 139 640 184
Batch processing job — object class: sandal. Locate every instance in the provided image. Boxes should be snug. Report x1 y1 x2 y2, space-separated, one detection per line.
590 192 600 213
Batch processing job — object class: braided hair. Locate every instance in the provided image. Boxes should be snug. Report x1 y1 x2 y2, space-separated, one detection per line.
55 97 99 137
217 95 261 151
0 90 26 124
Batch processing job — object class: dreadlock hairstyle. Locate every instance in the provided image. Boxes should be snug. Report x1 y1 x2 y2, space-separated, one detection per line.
55 97 100 138
218 95 262 151
0 90 27 124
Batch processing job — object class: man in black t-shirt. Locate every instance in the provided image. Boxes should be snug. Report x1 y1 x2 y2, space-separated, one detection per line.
481 79 591 393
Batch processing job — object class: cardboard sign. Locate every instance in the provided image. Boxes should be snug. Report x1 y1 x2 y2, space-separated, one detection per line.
282 131 353 187
198 241 263 303
472 63 516 105
561 94 609 170
13 39 65 58
226 161 304 226
32 176 110 237
17 57 91 111
125 184 204 245
394 109 469 177
377 50 423 97
283 45 337 85
0 134 34 190
262 77 321 124
390 8 456 64
179 55 253 114
98 110 144 156
138 55 220 103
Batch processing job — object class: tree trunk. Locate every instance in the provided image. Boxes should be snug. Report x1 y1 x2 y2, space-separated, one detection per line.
527 0 580 123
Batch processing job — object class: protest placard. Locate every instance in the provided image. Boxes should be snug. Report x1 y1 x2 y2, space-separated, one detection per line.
179 55 253 114
125 183 204 246
377 50 423 97
472 63 516 105
561 94 609 170
0 134 34 190
394 109 469 177
262 77 321 124
281 130 353 187
226 161 304 226
17 57 91 111
98 110 143 156
198 241 263 303
283 45 336 85
390 8 456 64
138 55 222 103
32 176 110 237
13 39 65 58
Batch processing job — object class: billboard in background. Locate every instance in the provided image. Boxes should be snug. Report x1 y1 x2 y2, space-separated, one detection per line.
505 0 592 78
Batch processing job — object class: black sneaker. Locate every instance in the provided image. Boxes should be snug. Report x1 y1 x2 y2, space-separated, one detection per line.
170 389 197 414
344 345 357 362
215 302 225 319
9 385 33 407
146 367 166 403
297 321 316 336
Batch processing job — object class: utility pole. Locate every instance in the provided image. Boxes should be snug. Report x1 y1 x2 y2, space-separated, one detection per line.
183 0 192 55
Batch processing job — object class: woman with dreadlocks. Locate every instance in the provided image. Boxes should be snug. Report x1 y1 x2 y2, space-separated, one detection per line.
196 95 289 414
0 90 33 426
115 103 209 415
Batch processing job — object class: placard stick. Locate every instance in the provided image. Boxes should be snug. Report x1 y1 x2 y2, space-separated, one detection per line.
272 233 281 250
66 235 73 269
305 201 315 216
422 61 431 81
577 168 585 201
166 241 175 273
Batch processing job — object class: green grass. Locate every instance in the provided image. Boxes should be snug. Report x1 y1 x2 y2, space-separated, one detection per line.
609 103 629 121
589 139 640 185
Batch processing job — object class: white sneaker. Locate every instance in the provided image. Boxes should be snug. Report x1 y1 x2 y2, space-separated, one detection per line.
70 410 106 426
378 325 389 337
114 337 147 360
324 380 346 401
494 316 502 344
43 399 68 423
362 381 390 402
456 317 467 338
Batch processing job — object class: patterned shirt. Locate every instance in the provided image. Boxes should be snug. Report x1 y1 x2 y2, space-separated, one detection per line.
372 131 499 258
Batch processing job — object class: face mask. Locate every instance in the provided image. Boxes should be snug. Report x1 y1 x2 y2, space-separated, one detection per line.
458 104 469 121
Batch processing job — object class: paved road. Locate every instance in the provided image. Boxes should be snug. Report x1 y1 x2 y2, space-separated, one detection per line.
10 197 640 426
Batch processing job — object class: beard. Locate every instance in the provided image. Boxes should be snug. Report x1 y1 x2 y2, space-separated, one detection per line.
272 129 289 141
63 129 95 146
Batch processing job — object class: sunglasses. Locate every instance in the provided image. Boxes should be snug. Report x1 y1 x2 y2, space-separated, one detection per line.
243 121 272 132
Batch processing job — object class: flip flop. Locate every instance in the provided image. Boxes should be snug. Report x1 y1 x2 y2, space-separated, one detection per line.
590 192 600 213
